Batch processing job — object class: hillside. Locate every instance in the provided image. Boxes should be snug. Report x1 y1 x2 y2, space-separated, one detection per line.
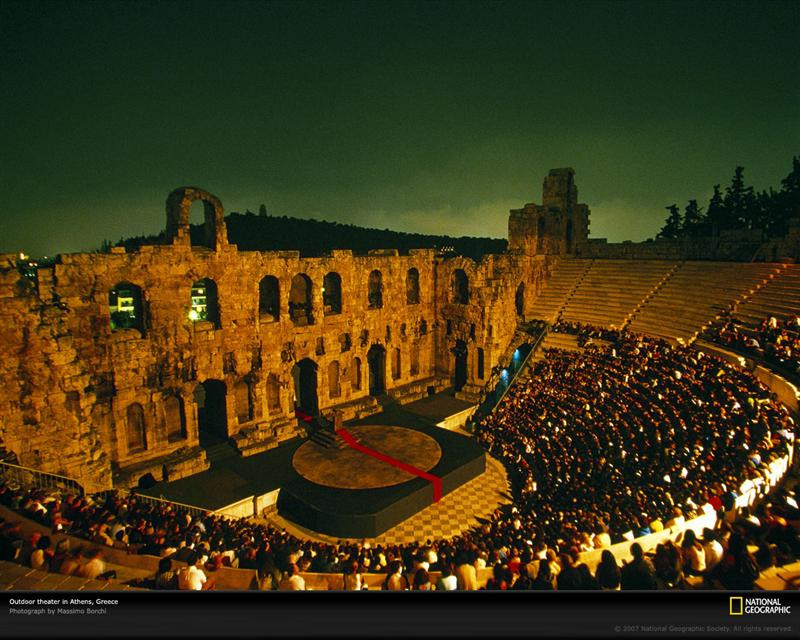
111 211 508 261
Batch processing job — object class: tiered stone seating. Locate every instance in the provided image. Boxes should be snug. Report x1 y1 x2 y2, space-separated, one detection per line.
0 559 143 591
559 260 675 328
628 262 779 342
733 263 800 326
528 259 592 322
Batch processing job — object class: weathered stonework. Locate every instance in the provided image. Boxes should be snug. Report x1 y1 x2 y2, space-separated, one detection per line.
0 174 584 492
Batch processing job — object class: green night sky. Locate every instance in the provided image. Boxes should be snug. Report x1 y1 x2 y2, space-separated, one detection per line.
1 0 798 257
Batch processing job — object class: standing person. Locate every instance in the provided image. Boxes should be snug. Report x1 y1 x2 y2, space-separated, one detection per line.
455 549 478 591
342 559 363 591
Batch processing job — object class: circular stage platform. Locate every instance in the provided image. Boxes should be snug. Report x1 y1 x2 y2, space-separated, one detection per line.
292 425 442 489
277 422 486 538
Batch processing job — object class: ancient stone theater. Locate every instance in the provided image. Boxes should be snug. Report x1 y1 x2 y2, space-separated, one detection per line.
0 169 589 498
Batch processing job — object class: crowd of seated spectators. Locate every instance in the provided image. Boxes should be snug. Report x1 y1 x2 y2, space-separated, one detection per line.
551 320 626 346
705 315 800 379
0 326 797 590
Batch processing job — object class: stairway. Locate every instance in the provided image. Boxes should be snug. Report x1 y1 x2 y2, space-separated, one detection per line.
203 441 239 465
308 428 350 449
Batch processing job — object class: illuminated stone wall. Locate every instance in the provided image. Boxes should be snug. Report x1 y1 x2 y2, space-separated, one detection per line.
0 176 573 492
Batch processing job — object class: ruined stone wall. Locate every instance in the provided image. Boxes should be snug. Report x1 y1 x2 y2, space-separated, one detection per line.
0 180 559 492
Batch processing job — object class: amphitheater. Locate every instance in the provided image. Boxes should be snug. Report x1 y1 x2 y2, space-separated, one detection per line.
1 169 798 591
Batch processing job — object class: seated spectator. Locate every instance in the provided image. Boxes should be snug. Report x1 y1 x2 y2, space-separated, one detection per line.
278 563 305 591
620 543 657 590
155 557 178 590
595 550 621 590
178 551 209 591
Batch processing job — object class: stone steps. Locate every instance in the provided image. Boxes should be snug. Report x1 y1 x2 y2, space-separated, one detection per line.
0 560 144 591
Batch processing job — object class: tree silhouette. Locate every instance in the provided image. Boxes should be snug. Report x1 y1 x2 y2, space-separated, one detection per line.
657 204 683 239
681 199 705 235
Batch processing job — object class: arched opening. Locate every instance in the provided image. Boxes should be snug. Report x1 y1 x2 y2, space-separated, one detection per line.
289 274 314 326
234 380 252 424
137 473 157 489
292 358 318 416
477 347 485 380
392 348 401 380
368 270 383 309
258 275 280 322
323 272 342 315
109 282 146 335
190 278 220 328
328 361 341 398
188 199 219 250
451 269 469 304
452 339 468 392
515 282 525 317
566 219 573 253
126 403 147 453
536 216 544 253
164 394 187 442
352 357 362 390
410 343 420 377
406 268 420 305
367 344 386 396
194 379 228 448
267 374 281 414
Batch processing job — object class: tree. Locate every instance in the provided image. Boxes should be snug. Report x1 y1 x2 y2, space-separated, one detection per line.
259 204 268 217
657 204 683 239
681 199 705 236
723 166 756 229
706 184 727 233
772 156 800 235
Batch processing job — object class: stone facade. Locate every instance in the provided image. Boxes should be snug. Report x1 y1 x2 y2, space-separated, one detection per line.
0 176 578 493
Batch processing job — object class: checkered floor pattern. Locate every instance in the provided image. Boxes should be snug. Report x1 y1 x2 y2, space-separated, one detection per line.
264 455 511 545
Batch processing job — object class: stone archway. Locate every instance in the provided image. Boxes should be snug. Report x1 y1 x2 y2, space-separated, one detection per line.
367 344 386 396
194 379 228 448
292 358 319 416
453 339 468 392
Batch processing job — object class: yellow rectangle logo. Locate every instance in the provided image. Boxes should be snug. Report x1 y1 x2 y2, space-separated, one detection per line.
730 597 743 616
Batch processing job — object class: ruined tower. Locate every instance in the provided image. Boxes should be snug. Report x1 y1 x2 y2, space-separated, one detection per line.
508 168 590 256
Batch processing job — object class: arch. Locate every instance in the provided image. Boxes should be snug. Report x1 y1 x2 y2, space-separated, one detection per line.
367 344 386 395
258 275 280 322
566 219 574 253
234 380 252 424
328 361 341 398
406 267 420 305
453 339 468 391
450 269 469 304
352 357 362 390
289 273 314 326
392 348 401 380
125 403 147 453
537 216 546 253
109 282 146 335
368 270 383 309
266 373 281 414
165 187 227 250
292 358 318 415
164 394 187 441
515 282 525 317
410 343 420 377
323 272 343 315
477 347 485 380
194 380 228 447
190 278 220 328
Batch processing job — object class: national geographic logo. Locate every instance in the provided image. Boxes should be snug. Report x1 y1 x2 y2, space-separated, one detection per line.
730 596 791 615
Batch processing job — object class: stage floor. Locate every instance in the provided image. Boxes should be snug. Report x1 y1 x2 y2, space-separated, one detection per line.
142 391 490 536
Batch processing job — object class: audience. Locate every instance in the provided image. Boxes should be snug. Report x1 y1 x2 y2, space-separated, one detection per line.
0 323 797 591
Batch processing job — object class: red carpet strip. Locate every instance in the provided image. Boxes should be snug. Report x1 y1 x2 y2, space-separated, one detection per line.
336 427 442 503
